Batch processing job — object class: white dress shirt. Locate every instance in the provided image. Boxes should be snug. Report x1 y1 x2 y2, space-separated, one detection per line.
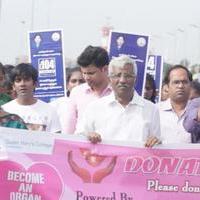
157 99 191 144
76 92 161 144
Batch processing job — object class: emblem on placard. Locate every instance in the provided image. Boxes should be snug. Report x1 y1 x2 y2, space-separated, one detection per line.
137 37 146 47
68 149 117 183
52 32 60 42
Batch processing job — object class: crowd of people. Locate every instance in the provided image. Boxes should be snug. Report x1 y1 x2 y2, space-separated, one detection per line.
0 45 200 145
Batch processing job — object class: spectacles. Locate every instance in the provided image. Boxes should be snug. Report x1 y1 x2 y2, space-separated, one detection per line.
109 73 135 80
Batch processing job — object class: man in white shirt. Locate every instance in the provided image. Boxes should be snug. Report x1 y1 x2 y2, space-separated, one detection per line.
2 63 61 133
157 65 192 143
76 55 160 147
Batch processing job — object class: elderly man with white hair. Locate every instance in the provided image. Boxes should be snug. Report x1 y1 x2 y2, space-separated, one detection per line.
76 55 161 147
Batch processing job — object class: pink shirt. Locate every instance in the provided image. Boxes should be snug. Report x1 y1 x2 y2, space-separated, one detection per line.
63 83 112 134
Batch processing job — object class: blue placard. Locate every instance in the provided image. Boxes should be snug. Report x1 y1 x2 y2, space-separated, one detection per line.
108 31 149 95
29 30 66 102
146 55 163 102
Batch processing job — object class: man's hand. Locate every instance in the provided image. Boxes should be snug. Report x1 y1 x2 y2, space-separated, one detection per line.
87 132 102 144
145 136 161 148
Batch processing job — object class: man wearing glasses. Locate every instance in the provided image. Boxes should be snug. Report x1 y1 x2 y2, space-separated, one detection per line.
158 65 192 143
76 55 160 147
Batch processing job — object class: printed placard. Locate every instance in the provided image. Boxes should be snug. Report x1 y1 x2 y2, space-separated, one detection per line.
29 30 66 102
108 31 149 95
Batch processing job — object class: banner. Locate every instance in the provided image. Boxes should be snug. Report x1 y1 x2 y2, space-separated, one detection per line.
145 55 163 102
29 30 66 102
0 127 200 200
108 31 149 95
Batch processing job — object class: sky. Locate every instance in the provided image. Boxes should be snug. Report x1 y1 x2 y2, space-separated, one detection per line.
0 0 200 65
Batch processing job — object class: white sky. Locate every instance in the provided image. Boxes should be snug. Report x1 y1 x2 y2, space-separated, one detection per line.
0 0 200 65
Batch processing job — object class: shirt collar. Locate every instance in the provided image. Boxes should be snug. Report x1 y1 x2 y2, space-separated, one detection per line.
160 98 188 115
130 91 145 106
85 83 112 94
107 91 145 107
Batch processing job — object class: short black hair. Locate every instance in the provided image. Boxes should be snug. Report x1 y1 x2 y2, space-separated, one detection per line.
164 64 192 84
10 63 38 83
191 81 200 96
77 45 109 68
2 64 14 91
145 73 156 103
4 64 15 74
0 62 5 75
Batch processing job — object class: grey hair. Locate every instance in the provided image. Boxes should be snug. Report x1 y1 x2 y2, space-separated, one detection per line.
108 55 137 76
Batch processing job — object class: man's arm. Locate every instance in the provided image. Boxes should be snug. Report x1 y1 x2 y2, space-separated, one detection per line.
184 97 200 132
146 106 161 147
75 100 102 144
183 107 200 143
48 107 62 133
62 99 77 134
183 108 199 132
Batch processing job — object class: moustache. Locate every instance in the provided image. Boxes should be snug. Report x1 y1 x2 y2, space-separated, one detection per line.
117 84 128 88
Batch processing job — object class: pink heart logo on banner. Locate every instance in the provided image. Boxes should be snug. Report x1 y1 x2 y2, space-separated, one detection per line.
0 160 63 200
80 148 106 167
